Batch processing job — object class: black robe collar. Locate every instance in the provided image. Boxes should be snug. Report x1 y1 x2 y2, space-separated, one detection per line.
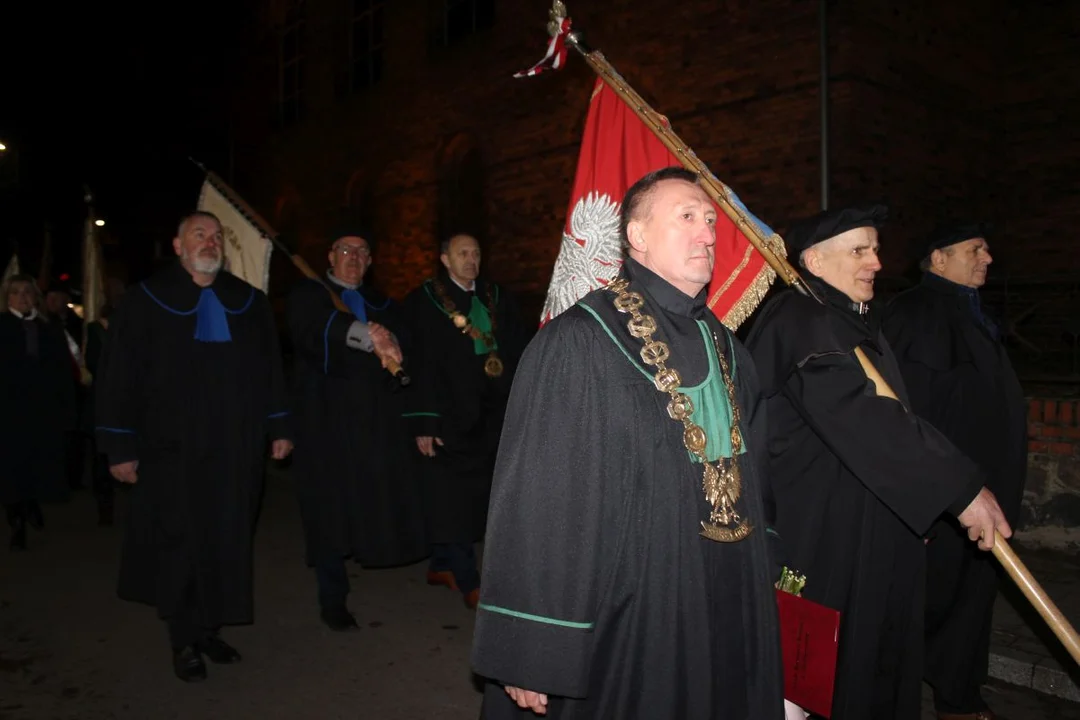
920 271 1000 340
804 275 882 339
428 272 490 308
622 257 709 320
578 257 723 387
141 259 255 314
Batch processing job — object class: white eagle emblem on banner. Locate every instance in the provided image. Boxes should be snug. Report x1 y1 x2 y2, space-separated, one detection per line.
541 191 624 321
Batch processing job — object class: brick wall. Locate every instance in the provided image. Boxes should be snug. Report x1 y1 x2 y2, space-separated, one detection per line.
1024 399 1080 528
229 0 828 321
229 0 1078 338
997 1 1080 278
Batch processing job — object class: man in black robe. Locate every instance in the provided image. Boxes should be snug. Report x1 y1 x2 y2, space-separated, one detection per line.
95 211 293 682
401 233 526 609
744 205 1012 720
286 226 427 631
471 167 784 719
882 224 1027 720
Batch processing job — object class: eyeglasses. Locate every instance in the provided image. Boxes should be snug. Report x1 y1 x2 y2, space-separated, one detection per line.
334 245 371 258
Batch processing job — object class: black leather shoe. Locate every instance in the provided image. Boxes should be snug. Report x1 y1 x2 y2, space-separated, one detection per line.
320 606 359 631
172 645 207 682
196 634 241 664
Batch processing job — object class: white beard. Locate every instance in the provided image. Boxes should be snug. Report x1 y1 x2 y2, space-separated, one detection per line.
185 249 223 275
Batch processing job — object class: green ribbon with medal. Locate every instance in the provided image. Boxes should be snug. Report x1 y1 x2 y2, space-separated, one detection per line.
605 277 752 543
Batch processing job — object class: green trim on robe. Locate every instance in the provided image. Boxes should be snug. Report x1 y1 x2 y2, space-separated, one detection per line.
578 303 744 463
478 603 595 630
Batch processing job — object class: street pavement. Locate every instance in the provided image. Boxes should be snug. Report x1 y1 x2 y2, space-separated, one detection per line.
1 465 1077 719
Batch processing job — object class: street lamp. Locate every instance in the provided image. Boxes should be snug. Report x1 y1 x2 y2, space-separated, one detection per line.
0 142 7 152
95 219 105 227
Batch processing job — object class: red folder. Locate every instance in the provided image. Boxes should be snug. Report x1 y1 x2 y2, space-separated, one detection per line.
776 589 841 718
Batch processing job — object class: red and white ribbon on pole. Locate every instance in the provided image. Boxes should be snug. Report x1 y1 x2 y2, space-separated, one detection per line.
513 16 572 78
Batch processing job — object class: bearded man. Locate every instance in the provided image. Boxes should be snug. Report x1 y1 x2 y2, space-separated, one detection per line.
94 211 293 682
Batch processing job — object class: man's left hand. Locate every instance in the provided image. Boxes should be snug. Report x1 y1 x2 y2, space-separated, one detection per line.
271 439 294 460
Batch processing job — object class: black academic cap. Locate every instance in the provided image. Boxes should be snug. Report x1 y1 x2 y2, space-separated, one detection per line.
926 222 992 256
784 204 889 256
327 210 376 250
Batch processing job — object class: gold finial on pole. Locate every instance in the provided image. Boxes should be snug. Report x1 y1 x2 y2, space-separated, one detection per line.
547 1 568 37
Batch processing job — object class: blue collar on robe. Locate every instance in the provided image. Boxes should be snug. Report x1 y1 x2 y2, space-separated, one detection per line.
326 271 390 322
140 281 255 343
341 288 367 323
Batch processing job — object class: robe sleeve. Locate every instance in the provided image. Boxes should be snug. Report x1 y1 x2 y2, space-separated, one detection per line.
471 311 621 700
258 294 292 442
736 343 788 582
399 291 442 437
285 281 357 379
494 284 530 367
785 352 984 536
93 294 143 466
882 314 988 473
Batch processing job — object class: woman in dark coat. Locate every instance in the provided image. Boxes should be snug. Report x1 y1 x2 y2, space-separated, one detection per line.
0 274 77 549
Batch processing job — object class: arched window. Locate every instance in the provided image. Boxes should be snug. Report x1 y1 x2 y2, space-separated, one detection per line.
435 133 487 247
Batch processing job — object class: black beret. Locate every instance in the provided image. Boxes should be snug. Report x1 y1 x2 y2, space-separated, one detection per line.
784 204 889 256
327 210 376 250
926 222 991 256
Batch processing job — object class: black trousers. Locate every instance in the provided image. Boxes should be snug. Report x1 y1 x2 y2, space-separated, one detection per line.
91 450 114 518
315 554 351 611
925 519 998 714
65 431 87 490
429 543 480 595
165 568 217 650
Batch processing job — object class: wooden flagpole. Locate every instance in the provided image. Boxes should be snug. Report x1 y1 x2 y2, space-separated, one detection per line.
188 159 409 385
854 348 1080 666
545 0 1079 666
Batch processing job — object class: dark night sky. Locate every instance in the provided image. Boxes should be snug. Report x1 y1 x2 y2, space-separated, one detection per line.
1 2 246 285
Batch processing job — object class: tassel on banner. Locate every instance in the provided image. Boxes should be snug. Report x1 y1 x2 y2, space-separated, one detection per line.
512 3 571 78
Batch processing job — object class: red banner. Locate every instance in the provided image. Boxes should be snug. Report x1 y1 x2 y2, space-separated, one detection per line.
541 78 777 329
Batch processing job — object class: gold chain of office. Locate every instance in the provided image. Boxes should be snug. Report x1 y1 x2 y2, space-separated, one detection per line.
432 279 503 378
605 277 751 543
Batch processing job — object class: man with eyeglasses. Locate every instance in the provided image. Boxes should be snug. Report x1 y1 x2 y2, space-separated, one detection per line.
285 223 427 632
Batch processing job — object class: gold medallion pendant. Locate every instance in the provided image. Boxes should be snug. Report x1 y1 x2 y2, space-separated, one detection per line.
432 279 502 380
484 354 504 378
606 277 752 543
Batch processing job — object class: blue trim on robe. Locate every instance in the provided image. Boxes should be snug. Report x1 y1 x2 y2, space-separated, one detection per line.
339 287 392 321
323 310 339 374
96 426 136 434
139 282 256 342
267 411 289 419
